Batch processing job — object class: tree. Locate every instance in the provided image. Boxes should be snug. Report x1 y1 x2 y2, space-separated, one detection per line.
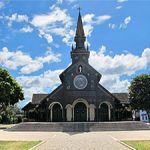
0 68 24 108
129 74 150 112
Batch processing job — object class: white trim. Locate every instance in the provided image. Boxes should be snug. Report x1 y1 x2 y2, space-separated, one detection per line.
65 104 72 121
49 102 63 110
89 104 96 108
89 104 96 121
99 101 112 109
65 104 72 109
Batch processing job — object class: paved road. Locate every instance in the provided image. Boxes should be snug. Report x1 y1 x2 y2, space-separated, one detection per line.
1 130 150 150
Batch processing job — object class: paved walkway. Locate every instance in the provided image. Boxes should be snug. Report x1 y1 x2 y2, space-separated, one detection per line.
33 132 129 150
1 130 150 150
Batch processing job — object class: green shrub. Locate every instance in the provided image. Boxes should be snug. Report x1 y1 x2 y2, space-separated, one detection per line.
0 105 22 124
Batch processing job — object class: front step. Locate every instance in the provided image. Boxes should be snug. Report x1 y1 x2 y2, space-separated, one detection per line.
7 121 150 132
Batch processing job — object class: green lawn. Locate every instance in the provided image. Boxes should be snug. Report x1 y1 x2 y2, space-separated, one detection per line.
0 141 41 150
0 124 15 129
123 140 150 150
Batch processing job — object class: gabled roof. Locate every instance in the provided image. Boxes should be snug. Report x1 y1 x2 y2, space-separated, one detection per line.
112 93 129 104
32 94 48 104
60 62 101 83
22 102 36 111
98 84 118 101
97 85 129 104
39 84 63 104
48 84 63 98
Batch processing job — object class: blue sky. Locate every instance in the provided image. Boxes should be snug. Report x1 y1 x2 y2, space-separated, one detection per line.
0 0 150 107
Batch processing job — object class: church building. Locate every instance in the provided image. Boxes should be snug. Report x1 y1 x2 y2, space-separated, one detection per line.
22 11 131 122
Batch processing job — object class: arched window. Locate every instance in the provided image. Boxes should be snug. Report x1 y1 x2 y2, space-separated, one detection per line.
52 103 62 122
99 103 109 121
78 65 82 73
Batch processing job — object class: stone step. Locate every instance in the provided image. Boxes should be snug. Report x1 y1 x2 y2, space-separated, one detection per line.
7 121 150 132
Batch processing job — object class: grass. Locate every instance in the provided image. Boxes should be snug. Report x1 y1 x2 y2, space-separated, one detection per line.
0 141 41 150
123 140 150 150
0 124 15 129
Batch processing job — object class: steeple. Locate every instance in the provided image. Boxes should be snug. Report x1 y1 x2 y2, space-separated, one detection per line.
74 8 86 50
75 9 85 37
71 9 90 64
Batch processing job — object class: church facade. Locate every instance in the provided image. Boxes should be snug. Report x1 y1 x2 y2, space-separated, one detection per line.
22 12 132 122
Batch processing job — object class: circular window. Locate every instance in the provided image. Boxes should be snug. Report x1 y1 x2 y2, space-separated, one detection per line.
73 75 88 89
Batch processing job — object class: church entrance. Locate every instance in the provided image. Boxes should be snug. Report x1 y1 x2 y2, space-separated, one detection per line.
74 102 87 122
52 104 62 122
99 103 109 121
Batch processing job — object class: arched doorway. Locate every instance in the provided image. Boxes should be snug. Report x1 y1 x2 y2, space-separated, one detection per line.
74 102 87 122
99 103 109 121
52 103 62 122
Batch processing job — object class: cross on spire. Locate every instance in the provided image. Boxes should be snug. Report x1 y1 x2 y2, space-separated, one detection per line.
77 7 81 14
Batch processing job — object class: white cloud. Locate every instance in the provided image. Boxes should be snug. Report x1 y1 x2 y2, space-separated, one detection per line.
16 69 63 100
117 0 128 3
39 30 53 43
108 23 117 29
80 14 94 37
82 14 95 24
31 6 72 29
95 15 112 24
5 13 29 27
0 47 31 70
116 6 123 9
100 75 130 93
0 0 9 9
82 14 111 36
124 16 131 24
56 0 77 4
46 35 52 43
89 46 150 92
20 26 33 33
83 14 111 25
83 24 94 37
0 47 61 74
90 46 150 76
99 45 107 54
66 0 77 3
31 9 111 45
31 6 73 45
120 16 131 29
57 0 63 4
109 16 131 30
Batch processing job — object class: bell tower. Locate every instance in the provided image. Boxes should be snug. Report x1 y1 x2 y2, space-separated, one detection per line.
71 9 90 64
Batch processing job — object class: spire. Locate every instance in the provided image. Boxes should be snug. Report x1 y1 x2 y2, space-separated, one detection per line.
74 8 86 50
76 8 85 37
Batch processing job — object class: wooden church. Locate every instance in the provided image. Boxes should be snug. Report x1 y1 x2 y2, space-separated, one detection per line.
22 11 131 122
